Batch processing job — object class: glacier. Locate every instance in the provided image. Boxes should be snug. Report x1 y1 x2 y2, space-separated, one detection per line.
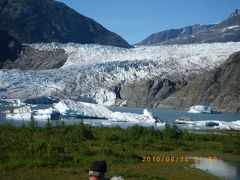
1 42 240 105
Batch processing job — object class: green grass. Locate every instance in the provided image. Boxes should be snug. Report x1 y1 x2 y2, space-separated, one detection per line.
0 122 239 179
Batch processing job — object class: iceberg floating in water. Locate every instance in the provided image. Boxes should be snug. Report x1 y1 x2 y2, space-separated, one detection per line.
5 99 164 126
175 118 240 130
5 106 32 120
53 99 112 119
5 105 60 121
188 105 219 114
175 116 195 124
32 108 60 120
109 110 157 124
53 100 164 125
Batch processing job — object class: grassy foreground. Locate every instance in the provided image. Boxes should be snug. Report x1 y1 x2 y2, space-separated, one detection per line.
0 121 240 180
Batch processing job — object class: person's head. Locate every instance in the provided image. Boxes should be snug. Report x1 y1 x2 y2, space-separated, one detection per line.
89 160 107 180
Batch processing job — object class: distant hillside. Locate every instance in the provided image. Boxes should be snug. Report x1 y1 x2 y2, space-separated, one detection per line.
0 0 131 48
139 9 240 45
139 24 213 45
156 52 240 112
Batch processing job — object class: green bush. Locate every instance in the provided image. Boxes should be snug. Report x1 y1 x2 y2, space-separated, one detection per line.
162 124 183 140
222 146 234 153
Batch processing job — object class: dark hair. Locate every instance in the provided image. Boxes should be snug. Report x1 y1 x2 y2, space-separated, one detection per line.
89 160 107 175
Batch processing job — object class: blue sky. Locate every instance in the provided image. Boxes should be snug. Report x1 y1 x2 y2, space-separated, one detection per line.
56 0 239 44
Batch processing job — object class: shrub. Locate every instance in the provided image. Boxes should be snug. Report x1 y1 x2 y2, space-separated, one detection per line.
222 146 234 153
162 124 182 140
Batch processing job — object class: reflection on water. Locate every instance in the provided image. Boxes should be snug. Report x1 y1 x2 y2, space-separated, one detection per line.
192 158 240 180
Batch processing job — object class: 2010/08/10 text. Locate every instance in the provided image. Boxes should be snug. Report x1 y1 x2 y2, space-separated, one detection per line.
141 156 218 163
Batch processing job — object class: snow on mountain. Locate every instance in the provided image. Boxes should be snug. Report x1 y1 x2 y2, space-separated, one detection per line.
1 42 240 105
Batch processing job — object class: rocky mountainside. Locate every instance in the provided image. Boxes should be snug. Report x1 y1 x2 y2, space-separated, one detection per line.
139 9 240 45
116 79 187 108
155 52 240 112
0 0 131 48
1 46 68 70
0 29 22 62
139 24 213 45
0 29 67 70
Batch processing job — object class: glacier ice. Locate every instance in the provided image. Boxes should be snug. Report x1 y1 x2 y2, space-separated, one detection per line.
1 42 240 105
5 106 31 120
53 99 163 125
32 107 60 120
4 99 240 130
5 105 60 121
83 89 116 106
53 99 112 118
175 119 240 130
188 105 219 114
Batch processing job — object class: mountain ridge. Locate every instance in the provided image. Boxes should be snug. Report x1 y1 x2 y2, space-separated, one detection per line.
0 0 132 48
138 9 240 45
138 24 213 45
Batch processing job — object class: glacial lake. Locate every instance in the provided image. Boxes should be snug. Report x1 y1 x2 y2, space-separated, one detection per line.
0 105 240 130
